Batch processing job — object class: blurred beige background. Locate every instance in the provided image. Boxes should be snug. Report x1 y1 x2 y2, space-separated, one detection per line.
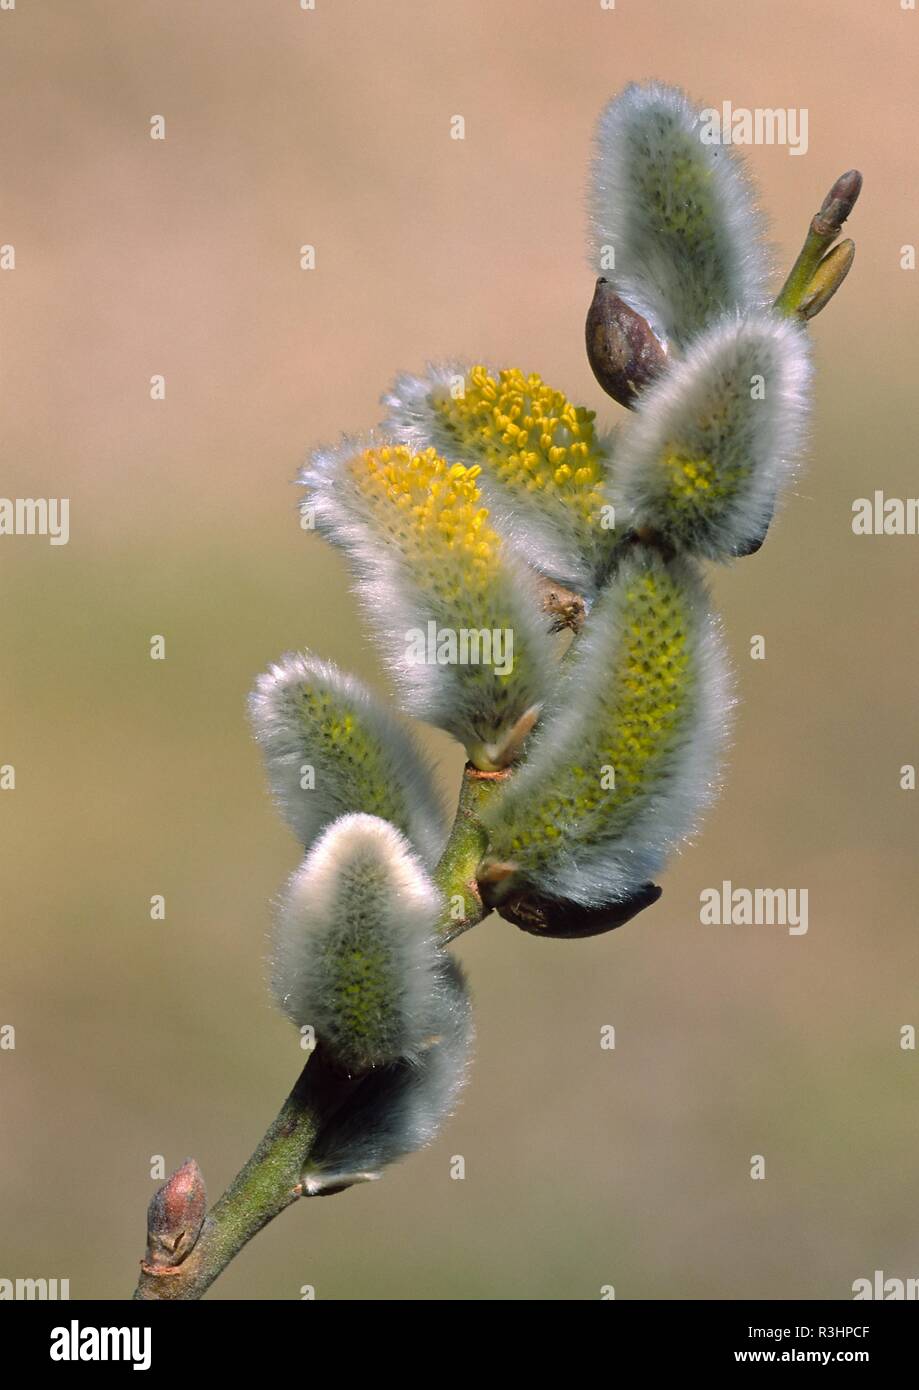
1 0 917 1300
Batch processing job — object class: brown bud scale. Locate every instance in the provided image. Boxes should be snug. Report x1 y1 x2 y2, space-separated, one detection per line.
585 279 668 409
144 1157 207 1268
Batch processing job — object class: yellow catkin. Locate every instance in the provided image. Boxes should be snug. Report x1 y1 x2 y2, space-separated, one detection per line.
499 565 694 861
431 367 608 531
347 444 503 602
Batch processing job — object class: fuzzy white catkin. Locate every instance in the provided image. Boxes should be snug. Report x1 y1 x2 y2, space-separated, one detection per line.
303 957 473 1193
589 81 770 348
249 651 447 866
272 814 448 1074
614 312 812 559
483 548 731 908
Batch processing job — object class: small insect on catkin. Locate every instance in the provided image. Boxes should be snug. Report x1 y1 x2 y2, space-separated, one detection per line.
303 957 473 1194
383 363 617 596
300 438 553 769
589 81 769 348
273 813 448 1074
481 547 730 909
614 312 812 559
249 652 447 866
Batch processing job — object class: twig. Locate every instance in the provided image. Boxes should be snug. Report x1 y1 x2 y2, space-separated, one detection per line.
774 170 861 319
133 765 501 1299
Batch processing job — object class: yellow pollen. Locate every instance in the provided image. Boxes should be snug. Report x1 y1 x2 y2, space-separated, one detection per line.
347 444 502 592
431 366 607 529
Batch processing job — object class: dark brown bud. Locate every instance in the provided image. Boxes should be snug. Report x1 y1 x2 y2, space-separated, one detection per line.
585 279 668 409
144 1158 207 1269
495 882 662 938
814 170 862 239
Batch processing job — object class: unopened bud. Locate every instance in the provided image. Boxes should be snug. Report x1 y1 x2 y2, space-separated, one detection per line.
585 279 668 409
799 239 855 321
144 1158 207 1269
496 882 663 938
775 169 862 318
814 170 862 239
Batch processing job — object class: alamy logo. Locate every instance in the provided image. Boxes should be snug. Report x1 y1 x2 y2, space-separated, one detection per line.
405 622 514 676
50 1321 151 1371
699 880 808 935
0 1276 69 1299
699 102 808 157
851 492 919 535
852 1270 919 1300
0 497 70 545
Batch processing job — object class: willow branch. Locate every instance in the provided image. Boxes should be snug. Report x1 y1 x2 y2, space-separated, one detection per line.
133 763 501 1300
133 1047 358 1300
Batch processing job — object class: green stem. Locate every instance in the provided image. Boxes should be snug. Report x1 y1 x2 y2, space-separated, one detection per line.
434 764 506 942
774 225 835 318
133 762 503 1299
774 169 861 319
133 1049 353 1301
